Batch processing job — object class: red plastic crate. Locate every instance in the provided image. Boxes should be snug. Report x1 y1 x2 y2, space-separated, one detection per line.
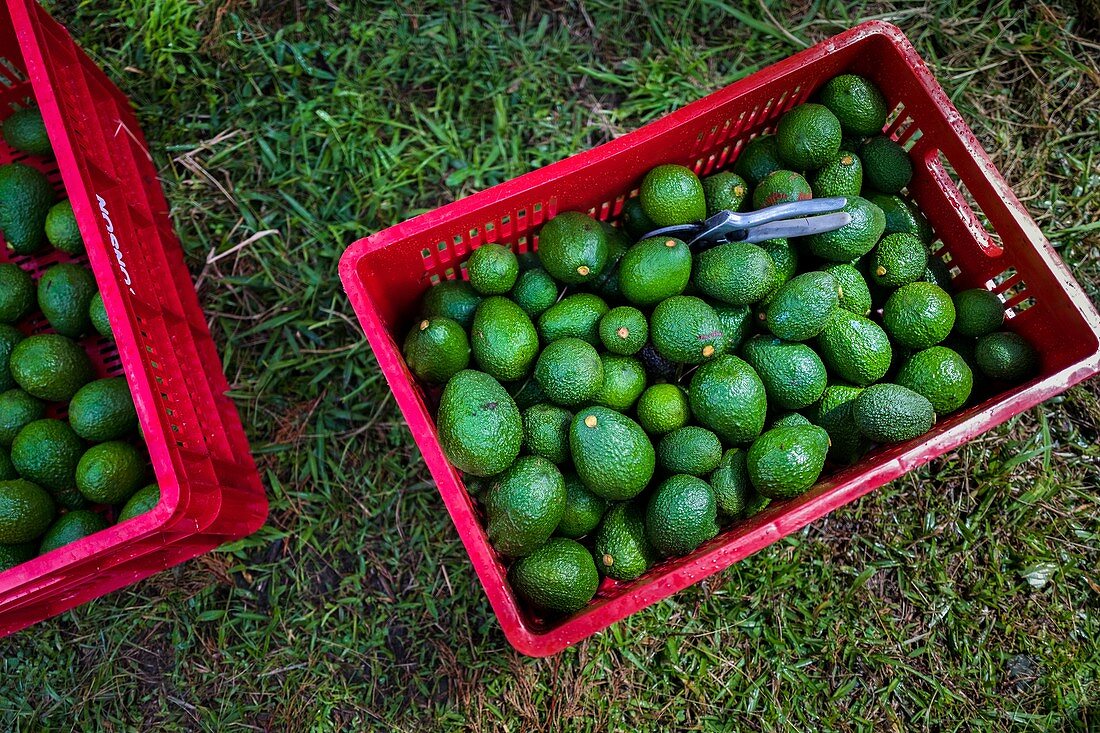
339 21 1100 656
0 0 266 636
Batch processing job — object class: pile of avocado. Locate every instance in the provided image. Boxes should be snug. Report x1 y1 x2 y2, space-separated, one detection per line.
0 106 159 572
412 74 1041 617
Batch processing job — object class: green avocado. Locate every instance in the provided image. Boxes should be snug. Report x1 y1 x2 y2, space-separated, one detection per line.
436 370 522 477
570 407 654 501
746 424 830 499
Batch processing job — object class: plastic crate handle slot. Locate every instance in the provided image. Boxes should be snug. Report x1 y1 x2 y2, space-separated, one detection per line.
923 149 1004 258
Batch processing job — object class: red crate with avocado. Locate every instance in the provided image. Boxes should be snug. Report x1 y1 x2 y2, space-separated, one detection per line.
0 0 265 638
342 20 1099 656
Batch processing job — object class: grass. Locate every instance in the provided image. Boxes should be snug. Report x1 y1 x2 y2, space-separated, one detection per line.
2 0 1099 729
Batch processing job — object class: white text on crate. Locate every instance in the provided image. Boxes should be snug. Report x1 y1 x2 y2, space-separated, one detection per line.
96 194 136 295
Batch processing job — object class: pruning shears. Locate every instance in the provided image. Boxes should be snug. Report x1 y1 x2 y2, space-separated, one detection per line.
640 197 851 249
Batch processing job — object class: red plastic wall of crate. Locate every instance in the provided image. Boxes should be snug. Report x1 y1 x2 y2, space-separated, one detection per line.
341 21 1100 657
0 0 266 636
